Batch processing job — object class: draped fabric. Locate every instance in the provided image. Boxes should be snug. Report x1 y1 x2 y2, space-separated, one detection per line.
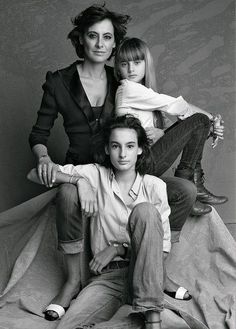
0 189 235 329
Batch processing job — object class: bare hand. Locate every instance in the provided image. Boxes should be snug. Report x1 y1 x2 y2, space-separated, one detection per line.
77 178 98 218
213 120 224 139
145 127 164 145
37 156 58 187
89 246 117 275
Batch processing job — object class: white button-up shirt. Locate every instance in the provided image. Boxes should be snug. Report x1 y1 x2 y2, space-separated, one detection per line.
115 79 197 128
59 164 171 256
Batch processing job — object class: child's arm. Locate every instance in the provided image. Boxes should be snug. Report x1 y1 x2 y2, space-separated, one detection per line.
116 80 190 117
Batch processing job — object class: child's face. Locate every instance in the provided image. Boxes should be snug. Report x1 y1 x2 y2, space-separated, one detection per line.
106 128 142 173
118 60 145 84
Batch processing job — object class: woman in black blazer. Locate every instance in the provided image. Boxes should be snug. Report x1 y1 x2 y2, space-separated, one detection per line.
29 4 197 322
29 4 131 321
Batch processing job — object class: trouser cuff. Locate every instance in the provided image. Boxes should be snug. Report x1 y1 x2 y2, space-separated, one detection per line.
58 238 84 254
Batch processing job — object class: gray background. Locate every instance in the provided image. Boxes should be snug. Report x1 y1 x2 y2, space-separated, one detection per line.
0 0 235 224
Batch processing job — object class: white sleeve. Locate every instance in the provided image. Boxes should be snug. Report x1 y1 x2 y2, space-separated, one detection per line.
151 180 171 253
58 164 99 189
116 79 194 118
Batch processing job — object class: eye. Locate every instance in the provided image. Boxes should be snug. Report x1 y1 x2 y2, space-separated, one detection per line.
111 144 118 149
127 144 135 148
134 60 141 65
87 33 97 39
104 34 112 40
120 62 128 67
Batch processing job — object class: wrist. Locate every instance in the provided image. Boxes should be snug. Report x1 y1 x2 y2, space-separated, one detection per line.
109 242 129 258
38 154 50 162
69 175 82 185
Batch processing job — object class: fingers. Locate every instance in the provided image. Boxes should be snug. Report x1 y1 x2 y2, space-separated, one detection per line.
37 162 56 187
37 163 48 185
89 258 103 275
81 199 98 218
51 165 58 186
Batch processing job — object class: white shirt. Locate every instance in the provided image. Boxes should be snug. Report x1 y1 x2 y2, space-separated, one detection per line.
59 164 171 256
115 79 196 128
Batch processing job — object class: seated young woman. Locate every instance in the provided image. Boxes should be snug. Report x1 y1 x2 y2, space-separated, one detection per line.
28 115 192 329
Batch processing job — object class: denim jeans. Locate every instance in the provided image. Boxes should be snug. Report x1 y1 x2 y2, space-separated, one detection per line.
57 203 164 329
150 113 211 176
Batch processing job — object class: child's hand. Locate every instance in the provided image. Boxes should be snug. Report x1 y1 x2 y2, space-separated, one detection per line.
77 178 98 218
145 127 164 144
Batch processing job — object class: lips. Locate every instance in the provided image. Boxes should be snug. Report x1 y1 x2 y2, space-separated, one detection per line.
118 161 129 165
128 75 137 79
94 51 106 55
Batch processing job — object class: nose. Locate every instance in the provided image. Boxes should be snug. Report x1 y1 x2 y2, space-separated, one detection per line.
128 62 134 73
119 146 126 158
96 36 104 48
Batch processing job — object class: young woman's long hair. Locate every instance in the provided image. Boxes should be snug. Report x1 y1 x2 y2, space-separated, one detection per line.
114 37 157 91
92 115 154 176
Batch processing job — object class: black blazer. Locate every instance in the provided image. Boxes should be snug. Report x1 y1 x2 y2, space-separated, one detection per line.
29 61 118 164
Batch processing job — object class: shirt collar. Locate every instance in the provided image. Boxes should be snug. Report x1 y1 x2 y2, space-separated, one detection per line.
109 169 143 201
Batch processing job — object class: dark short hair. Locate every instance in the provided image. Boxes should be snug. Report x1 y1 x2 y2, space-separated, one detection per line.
92 115 154 175
68 4 130 59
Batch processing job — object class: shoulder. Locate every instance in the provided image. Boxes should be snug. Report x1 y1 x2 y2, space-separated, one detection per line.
142 174 168 202
120 79 149 94
143 174 167 189
45 61 78 80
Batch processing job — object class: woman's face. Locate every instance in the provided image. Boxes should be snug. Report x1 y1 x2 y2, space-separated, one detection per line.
80 19 116 63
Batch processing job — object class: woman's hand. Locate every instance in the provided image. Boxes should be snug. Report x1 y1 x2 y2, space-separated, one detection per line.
37 156 58 188
77 178 98 218
89 246 117 275
145 127 164 145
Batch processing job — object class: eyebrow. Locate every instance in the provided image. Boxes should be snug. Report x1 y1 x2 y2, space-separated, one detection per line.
87 31 113 35
110 141 136 145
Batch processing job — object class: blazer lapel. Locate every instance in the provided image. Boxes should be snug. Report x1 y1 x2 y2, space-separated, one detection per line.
58 61 94 124
58 62 117 128
102 65 118 119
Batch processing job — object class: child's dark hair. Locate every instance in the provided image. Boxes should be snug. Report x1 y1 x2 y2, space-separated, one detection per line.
68 4 130 59
92 115 154 175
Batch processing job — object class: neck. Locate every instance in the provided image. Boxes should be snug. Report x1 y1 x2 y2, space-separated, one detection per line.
79 61 106 79
114 168 137 185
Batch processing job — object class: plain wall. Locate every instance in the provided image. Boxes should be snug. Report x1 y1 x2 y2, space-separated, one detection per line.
0 0 235 223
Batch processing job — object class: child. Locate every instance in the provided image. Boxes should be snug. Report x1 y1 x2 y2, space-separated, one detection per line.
114 37 227 215
28 115 190 329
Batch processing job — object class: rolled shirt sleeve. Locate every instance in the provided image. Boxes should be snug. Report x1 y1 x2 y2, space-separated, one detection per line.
58 163 99 190
147 177 171 253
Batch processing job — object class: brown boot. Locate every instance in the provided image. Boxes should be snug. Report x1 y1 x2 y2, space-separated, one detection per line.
193 168 228 205
175 168 212 216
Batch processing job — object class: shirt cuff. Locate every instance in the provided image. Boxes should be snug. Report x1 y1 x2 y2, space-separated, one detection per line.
163 240 171 253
